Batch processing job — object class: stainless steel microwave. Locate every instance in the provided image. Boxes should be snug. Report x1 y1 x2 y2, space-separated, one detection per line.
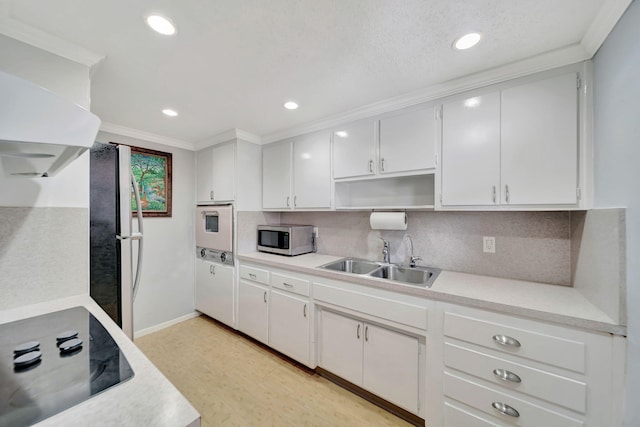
257 225 314 256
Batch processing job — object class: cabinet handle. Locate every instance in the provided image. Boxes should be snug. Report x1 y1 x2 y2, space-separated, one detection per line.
286 196 290 207
368 160 373 173
380 158 385 172
357 324 361 339
492 334 521 348
294 196 297 207
263 291 267 303
249 273 256 279
493 368 522 383
491 402 520 418
365 325 369 342
210 190 214 200
303 304 307 318
492 186 496 204
505 185 510 203
283 282 293 288
209 265 213 274
211 265 216 275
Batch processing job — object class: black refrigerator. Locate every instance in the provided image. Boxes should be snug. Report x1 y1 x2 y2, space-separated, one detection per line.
89 142 144 339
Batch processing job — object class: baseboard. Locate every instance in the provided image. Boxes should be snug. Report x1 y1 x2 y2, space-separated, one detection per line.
134 311 201 338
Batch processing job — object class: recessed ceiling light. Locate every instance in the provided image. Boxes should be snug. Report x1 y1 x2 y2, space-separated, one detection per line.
162 108 178 117
453 32 482 50
146 15 177 36
284 101 299 110
335 131 348 138
464 97 481 108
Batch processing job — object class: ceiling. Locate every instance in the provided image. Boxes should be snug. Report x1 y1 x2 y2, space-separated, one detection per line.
0 0 629 147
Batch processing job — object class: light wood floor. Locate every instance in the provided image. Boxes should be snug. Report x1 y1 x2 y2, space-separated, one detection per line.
135 315 413 427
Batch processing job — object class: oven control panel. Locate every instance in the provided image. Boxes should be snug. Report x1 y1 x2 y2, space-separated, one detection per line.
197 247 234 266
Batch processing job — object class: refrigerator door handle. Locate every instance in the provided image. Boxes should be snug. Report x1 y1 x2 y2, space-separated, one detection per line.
131 172 144 300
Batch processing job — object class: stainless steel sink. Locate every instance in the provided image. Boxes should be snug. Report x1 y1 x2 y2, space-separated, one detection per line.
320 258 441 288
320 258 381 275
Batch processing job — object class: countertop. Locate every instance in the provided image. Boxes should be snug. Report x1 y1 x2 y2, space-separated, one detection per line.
0 295 200 427
237 252 625 336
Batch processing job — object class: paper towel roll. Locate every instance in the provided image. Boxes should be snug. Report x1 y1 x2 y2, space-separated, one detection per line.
369 212 407 230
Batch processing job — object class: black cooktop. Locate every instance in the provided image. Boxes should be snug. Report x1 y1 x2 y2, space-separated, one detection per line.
0 307 134 426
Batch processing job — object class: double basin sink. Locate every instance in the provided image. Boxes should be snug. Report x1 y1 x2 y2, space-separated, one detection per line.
320 258 441 288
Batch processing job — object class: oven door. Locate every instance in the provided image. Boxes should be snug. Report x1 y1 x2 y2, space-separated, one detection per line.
195 204 233 251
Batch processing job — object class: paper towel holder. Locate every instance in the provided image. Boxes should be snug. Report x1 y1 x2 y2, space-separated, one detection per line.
369 210 408 231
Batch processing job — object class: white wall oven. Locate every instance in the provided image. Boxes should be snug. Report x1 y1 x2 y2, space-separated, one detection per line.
195 204 233 253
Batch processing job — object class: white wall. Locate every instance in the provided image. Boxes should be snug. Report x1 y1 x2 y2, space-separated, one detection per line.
96 131 196 334
592 1 640 425
0 35 91 208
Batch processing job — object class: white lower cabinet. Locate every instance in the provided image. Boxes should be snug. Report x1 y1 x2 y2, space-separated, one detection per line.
194 259 234 327
319 309 420 414
269 290 311 366
237 279 269 345
435 302 618 427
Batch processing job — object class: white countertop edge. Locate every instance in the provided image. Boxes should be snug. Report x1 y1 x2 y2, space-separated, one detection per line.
0 295 201 427
237 252 626 336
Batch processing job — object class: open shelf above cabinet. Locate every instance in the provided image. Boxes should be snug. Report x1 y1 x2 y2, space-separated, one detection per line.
334 174 435 210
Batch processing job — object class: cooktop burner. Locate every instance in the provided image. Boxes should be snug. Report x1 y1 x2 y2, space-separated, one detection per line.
0 307 134 426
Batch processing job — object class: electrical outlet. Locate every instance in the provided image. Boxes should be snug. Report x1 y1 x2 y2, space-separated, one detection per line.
483 236 496 253
313 227 319 237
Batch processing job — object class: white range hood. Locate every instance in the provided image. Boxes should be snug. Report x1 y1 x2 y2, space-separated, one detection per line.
0 70 101 177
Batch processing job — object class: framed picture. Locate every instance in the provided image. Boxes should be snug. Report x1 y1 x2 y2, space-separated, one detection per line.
130 146 172 217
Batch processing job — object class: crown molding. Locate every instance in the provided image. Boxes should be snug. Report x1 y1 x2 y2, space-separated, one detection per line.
0 16 104 68
262 44 589 144
99 122 195 151
581 0 632 56
194 128 262 150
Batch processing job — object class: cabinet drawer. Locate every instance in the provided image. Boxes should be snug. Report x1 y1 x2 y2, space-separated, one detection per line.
443 372 583 427
444 343 586 414
239 265 269 285
444 312 585 373
271 272 310 296
444 401 501 427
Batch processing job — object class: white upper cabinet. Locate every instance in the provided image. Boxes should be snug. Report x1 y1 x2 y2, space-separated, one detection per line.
333 108 436 180
379 107 436 174
196 139 261 209
441 92 501 206
332 120 377 179
262 131 331 210
501 73 578 205
440 71 581 209
262 141 292 209
293 132 331 208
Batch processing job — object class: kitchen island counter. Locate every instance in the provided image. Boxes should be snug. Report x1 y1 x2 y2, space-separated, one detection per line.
0 294 200 427
238 252 625 336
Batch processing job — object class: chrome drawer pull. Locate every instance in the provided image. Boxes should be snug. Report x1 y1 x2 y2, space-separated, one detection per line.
357 324 361 339
492 334 521 348
248 273 256 279
263 291 267 303
283 282 293 288
303 304 307 318
492 402 519 418
493 368 522 383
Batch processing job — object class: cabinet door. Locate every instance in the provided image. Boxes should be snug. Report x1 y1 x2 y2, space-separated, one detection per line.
379 108 436 174
319 310 363 386
293 131 331 208
332 121 376 179
237 280 269 344
363 323 419 413
441 92 501 206
211 143 235 202
269 290 310 365
195 146 213 203
501 73 578 205
195 260 234 327
262 141 292 209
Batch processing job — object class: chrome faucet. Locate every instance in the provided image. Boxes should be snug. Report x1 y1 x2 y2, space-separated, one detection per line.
404 234 423 268
378 237 390 264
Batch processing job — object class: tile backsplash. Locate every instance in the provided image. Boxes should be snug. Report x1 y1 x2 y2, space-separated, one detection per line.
0 207 88 309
